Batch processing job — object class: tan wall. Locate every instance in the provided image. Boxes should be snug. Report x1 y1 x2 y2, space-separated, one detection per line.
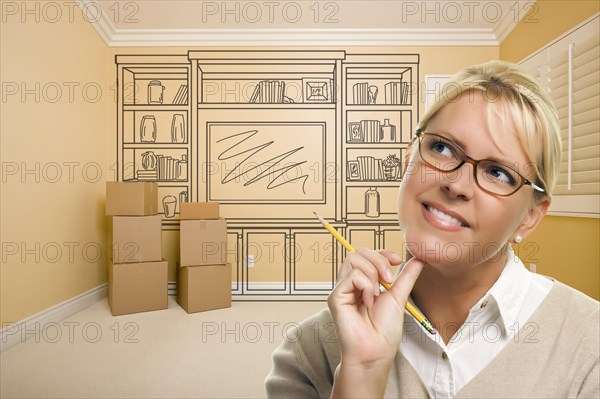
1 11 109 324
500 1 599 300
519 217 599 300
500 0 600 62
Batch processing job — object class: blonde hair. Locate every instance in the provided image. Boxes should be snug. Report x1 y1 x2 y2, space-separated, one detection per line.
418 60 562 197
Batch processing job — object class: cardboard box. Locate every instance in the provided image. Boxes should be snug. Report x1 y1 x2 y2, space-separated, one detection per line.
111 215 162 263
106 182 158 216
177 263 232 313
180 219 227 266
180 202 220 220
108 260 168 316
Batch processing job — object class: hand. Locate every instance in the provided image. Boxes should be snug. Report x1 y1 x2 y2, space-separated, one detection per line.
328 249 424 397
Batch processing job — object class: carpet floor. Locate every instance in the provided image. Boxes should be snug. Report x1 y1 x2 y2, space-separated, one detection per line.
1 297 327 398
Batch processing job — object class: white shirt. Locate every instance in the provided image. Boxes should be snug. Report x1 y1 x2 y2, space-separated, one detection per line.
400 247 553 398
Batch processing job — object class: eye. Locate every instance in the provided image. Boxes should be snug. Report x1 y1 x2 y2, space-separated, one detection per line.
429 138 458 159
484 163 518 186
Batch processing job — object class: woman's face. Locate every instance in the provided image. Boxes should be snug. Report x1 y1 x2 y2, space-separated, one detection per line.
398 91 548 268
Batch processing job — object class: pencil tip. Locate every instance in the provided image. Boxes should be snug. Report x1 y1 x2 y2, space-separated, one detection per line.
313 211 325 225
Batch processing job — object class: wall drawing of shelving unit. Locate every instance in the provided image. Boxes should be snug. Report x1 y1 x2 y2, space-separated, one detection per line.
115 51 419 299
116 55 191 225
342 54 419 224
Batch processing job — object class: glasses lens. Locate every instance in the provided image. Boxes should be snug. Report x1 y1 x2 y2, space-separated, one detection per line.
420 134 462 171
476 160 522 195
418 132 527 196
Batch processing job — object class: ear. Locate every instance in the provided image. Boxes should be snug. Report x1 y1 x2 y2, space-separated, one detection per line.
515 197 551 242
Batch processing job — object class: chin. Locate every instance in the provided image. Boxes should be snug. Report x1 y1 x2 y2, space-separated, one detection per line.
404 231 469 266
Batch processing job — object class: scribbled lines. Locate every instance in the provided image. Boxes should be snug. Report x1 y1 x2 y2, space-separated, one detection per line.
216 129 309 194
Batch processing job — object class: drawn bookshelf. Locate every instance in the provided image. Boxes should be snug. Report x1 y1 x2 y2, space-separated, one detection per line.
116 55 191 220
342 54 419 223
115 51 420 299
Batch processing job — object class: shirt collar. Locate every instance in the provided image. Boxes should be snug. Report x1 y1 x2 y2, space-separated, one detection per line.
470 246 532 333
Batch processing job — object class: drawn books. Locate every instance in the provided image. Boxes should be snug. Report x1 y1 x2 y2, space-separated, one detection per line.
250 80 286 103
360 120 382 143
172 85 188 104
352 82 369 105
356 156 384 180
384 81 409 105
136 154 186 181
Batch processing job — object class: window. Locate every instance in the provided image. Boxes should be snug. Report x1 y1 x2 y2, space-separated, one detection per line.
520 15 600 217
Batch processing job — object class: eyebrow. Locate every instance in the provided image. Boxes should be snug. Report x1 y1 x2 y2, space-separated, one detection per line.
428 129 521 169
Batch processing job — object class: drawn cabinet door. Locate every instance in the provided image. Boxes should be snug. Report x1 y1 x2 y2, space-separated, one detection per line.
291 230 337 294
227 229 242 295
347 226 378 252
244 230 288 294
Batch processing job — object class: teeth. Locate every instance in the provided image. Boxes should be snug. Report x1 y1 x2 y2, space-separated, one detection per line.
426 205 466 227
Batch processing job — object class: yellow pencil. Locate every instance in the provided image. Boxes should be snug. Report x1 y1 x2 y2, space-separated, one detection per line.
313 212 437 335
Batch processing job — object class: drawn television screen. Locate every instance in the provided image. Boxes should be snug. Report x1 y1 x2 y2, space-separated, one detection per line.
207 122 326 203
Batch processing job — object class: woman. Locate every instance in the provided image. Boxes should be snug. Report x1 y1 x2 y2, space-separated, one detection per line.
265 61 599 398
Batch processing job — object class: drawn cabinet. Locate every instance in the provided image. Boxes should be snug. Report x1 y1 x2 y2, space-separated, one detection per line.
342 54 419 223
115 51 419 299
116 55 191 221
188 51 344 222
229 227 337 297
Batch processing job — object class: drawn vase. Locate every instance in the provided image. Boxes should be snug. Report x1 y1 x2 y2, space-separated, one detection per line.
365 187 380 218
381 118 396 142
140 116 156 143
177 154 188 181
148 80 165 104
141 151 157 170
171 114 186 143
179 190 188 204
162 195 177 218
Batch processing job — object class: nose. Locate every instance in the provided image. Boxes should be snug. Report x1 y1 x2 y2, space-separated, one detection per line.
441 162 476 200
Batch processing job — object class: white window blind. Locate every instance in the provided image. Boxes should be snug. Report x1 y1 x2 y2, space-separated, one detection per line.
520 15 600 217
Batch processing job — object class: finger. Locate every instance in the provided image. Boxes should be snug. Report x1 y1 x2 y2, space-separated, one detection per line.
339 250 381 292
377 249 403 266
337 252 355 281
329 268 377 309
389 257 425 306
357 247 395 284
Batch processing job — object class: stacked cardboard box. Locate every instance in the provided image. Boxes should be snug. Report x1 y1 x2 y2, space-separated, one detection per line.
106 182 168 316
178 202 231 313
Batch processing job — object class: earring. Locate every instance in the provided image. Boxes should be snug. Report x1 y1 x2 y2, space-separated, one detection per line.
514 235 523 244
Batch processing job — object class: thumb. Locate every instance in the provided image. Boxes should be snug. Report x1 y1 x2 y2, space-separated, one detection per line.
389 258 425 305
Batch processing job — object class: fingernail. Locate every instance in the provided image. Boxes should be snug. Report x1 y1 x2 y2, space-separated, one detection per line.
385 269 394 283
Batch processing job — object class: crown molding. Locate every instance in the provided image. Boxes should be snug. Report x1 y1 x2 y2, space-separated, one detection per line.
494 0 529 44
77 0 115 45
92 26 502 47
78 0 524 47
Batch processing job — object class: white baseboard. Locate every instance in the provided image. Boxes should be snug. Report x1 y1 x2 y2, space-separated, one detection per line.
240 282 334 290
170 281 333 292
0 284 108 352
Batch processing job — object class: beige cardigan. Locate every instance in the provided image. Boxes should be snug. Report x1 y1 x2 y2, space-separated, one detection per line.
265 281 599 398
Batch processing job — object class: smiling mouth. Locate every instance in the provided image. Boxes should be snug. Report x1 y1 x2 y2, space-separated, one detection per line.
423 204 470 228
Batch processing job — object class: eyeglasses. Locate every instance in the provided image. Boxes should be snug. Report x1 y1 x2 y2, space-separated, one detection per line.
414 130 545 197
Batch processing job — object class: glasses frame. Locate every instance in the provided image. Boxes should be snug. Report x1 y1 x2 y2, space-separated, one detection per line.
414 130 545 197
